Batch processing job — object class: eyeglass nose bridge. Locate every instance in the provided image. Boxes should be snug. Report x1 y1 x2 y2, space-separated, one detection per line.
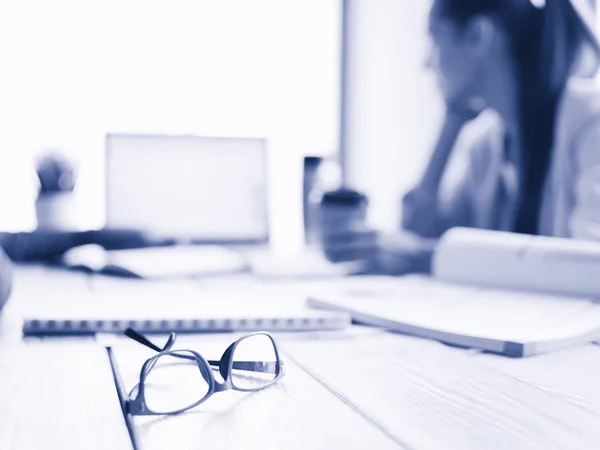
127 398 147 415
212 380 231 393
126 389 155 416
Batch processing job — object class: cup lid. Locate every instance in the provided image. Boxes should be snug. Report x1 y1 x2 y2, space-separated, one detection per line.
321 188 368 207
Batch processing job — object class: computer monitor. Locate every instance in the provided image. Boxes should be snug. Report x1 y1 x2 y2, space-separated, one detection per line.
105 133 269 244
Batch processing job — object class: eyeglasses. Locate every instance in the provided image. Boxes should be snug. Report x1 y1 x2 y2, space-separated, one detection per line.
123 328 285 416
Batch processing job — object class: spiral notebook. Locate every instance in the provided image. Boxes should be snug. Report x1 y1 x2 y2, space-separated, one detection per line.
23 310 350 335
22 281 351 336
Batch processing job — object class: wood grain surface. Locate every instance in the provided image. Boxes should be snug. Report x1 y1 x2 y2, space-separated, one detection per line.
282 333 600 450
4 266 600 450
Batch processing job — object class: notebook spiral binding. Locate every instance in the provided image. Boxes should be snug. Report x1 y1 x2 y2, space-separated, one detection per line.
23 313 350 336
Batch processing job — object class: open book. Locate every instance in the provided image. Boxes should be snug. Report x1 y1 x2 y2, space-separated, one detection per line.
307 228 600 357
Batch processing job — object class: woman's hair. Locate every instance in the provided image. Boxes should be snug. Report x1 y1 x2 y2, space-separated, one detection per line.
438 0 594 234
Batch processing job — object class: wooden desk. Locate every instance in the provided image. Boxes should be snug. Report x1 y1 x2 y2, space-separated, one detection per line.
2 266 600 449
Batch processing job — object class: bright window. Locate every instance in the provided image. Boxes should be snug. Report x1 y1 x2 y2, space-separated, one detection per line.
0 0 340 250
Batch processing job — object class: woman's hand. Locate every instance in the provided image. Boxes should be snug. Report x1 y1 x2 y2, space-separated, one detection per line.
323 228 437 275
402 95 485 238
444 95 486 124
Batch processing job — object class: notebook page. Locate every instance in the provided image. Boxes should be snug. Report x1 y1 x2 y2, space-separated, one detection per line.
22 278 350 333
308 275 600 345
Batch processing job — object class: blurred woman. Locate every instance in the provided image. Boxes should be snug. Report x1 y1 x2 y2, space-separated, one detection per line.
324 0 600 274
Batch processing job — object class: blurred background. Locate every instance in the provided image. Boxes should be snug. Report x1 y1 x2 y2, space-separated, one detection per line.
1 1 596 252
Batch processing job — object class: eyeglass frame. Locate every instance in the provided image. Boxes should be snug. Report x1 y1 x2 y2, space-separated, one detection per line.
123 328 285 416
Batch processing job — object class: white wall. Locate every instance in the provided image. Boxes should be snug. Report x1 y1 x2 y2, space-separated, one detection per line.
344 0 444 231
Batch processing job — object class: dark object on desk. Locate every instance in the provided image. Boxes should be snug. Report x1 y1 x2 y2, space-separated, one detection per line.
303 157 343 245
303 156 323 245
90 228 176 250
0 228 175 262
0 248 13 312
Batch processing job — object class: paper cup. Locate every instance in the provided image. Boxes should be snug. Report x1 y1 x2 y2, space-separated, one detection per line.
318 188 368 240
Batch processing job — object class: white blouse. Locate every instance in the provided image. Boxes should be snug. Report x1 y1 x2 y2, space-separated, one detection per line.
403 77 600 241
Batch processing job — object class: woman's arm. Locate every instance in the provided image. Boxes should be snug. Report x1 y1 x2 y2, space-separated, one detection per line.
0 229 176 262
402 110 478 238
0 230 90 262
373 231 439 275
323 106 485 274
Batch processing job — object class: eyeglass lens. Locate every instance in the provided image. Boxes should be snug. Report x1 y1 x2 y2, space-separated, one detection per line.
143 350 211 414
231 334 279 390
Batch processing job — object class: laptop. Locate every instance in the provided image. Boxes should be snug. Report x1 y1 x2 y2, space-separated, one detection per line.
105 133 269 245
102 133 351 279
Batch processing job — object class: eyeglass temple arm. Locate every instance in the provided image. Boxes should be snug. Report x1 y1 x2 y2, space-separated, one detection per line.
124 327 174 352
144 351 278 374
167 354 277 374
225 361 279 373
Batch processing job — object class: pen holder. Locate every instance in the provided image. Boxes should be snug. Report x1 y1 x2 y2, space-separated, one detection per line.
35 192 77 231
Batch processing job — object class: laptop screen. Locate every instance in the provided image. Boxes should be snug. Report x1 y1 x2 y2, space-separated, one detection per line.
105 134 269 243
